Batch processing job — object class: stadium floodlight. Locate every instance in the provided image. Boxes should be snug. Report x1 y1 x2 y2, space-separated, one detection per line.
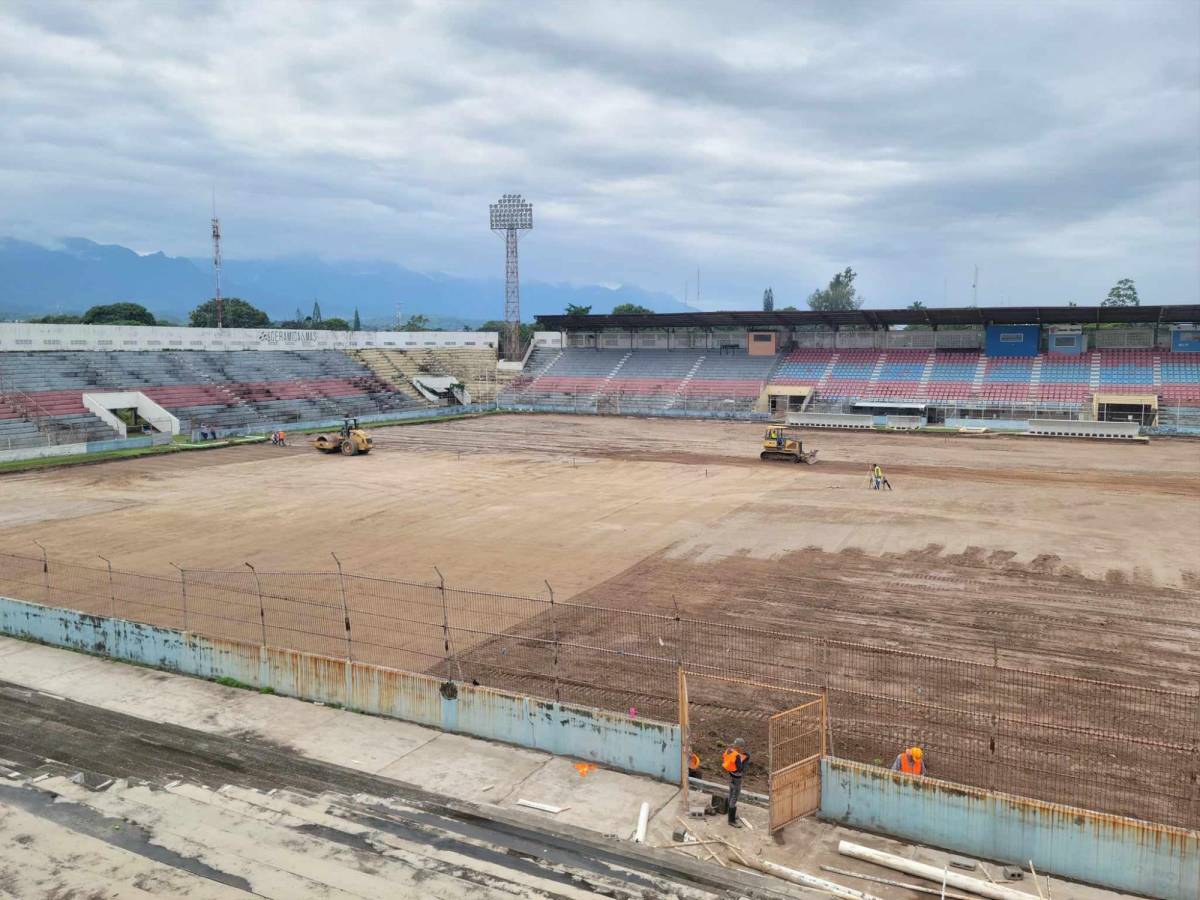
489 193 533 360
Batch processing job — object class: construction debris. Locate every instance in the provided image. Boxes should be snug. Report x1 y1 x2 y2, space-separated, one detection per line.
633 801 650 844
820 866 976 900
735 856 884 900
837 841 1038 900
515 799 567 814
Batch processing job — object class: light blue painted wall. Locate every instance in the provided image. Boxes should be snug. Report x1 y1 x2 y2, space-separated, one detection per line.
0 595 681 783
821 758 1199 900
944 417 1030 431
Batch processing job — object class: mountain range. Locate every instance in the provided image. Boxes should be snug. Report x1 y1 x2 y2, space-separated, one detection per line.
0 237 693 326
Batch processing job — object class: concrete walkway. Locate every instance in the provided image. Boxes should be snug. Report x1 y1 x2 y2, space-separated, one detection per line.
0 635 1126 900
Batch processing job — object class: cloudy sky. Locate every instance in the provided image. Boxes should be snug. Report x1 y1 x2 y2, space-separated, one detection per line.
1 0 1197 309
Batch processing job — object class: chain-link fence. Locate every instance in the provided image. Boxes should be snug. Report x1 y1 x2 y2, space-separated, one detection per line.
0 549 1194 828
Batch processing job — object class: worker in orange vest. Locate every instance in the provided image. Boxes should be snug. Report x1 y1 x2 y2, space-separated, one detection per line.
891 746 925 776
722 738 749 827
687 750 701 779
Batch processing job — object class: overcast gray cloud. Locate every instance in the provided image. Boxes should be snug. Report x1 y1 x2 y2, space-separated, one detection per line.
1 0 1196 309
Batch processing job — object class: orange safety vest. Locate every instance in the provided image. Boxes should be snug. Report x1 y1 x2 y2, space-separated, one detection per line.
722 748 746 774
899 750 924 775
689 752 700 770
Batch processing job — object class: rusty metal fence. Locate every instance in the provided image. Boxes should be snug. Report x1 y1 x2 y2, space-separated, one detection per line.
0 549 1195 829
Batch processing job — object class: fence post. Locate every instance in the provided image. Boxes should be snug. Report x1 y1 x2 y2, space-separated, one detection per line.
433 566 463 682
33 540 48 603
990 641 1000 793
545 580 560 701
170 563 190 631
98 555 115 619
331 552 352 662
244 562 266 647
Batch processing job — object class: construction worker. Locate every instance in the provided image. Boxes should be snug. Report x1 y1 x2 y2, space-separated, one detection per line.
876 463 892 491
722 738 749 827
891 746 925 776
688 750 701 779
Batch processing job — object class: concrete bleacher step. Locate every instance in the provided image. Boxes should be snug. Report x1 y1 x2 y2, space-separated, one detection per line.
24 773 650 900
917 352 935 390
867 353 887 389
671 355 707 403
816 353 839 388
31 776 486 900
970 355 988 392
1027 356 1043 400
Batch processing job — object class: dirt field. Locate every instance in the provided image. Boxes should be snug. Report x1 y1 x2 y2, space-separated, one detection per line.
0 413 1196 823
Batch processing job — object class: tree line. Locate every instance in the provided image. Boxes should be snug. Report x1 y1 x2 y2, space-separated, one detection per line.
25 275 1143 332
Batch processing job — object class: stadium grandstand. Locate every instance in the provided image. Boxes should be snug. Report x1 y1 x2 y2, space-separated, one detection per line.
512 303 1200 434
2 302 1198 458
0 324 507 454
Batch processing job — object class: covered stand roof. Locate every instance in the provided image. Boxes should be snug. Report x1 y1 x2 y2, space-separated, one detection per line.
537 304 1200 331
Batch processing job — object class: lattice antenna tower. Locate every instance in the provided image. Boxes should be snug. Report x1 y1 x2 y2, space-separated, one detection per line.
211 191 223 329
489 194 533 360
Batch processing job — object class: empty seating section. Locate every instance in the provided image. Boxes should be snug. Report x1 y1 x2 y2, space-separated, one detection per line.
926 352 979 401
503 349 775 411
0 351 427 445
772 350 833 384
1038 353 1092 402
1098 349 1155 393
822 350 876 398
979 356 1034 402
604 351 694 409
1160 353 1200 404
870 349 927 399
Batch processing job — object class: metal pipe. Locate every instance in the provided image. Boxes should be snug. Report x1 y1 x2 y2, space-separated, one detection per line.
98 555 115 619
170 563 189 631
738 855 883 900
838 841 1034 900
332 552 352 661
244 562 266 646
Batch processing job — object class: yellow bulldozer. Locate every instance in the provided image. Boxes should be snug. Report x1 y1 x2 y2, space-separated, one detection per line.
760 426 818 464
311 417 373 456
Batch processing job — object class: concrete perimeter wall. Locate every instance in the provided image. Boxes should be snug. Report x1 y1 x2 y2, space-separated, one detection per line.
0 434 162 464
0 595 681 783
821 758 1198 900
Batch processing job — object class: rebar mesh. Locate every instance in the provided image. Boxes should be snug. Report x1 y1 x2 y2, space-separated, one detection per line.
0 550 1193 828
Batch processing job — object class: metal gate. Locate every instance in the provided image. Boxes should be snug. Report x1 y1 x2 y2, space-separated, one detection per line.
768 695 826 832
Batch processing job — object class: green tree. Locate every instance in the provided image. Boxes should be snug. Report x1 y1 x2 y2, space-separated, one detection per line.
1102 278 1139 307
565 303 592 316
480 320 534 344
81 302 156 326
762 288 774 312
189 297 270 328
907 300 926 310
311 300 322 322
31 313 83 324
807 267 862 312
780 305 798 311
352 308 361 331
402 314 430 331
294 306 304 322
319 317 351 331
611 302 653 315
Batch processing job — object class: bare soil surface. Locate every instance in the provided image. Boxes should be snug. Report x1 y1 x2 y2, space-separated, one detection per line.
0 413 1196 824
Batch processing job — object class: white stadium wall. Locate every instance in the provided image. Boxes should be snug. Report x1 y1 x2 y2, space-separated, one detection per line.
0 323 497 353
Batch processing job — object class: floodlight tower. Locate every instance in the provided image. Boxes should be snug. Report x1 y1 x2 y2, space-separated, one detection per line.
211 194 223 329
489 194 533 360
